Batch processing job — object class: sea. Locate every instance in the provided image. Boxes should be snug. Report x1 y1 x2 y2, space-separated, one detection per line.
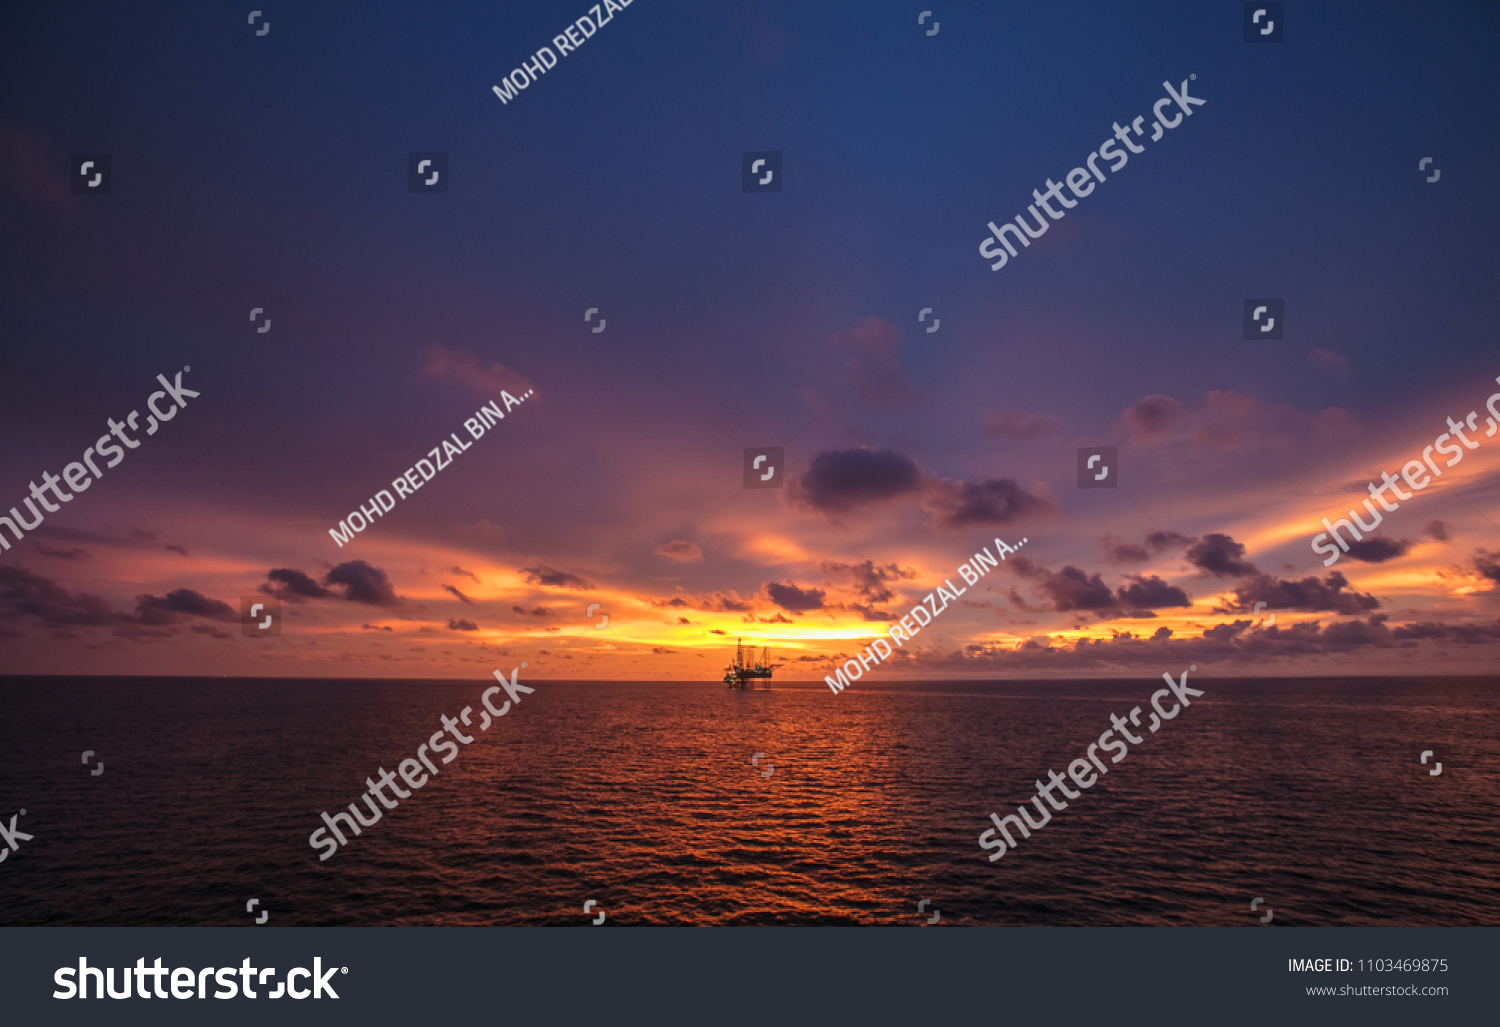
1 674 1497 926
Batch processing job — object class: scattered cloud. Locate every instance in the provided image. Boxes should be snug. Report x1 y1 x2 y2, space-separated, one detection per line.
32 545 87 560
925 477 1055 529
419 344 534 397
979 408 1054 439
1229 571 1380 615
655 540 703 563
1474 550 1500 583
1113 394 1182 445
261 568 334 601
133 589 237 625
1114 390 1358 453
791 447 924 516
1307 348 1351 379
1186 533 1259 578
821 560 918 604
325 561 403 607
260 562 402 607
1342 537 1411 563
764 580 826 612
1101 531 1191 565
1115 575 1193 611
0 567 242 640
829 316 916 406
519 562 594 591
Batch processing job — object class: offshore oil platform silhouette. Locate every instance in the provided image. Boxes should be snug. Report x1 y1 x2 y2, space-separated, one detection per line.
722 638 776 689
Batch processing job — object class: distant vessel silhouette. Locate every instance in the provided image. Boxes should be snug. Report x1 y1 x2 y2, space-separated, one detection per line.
723 638 774 689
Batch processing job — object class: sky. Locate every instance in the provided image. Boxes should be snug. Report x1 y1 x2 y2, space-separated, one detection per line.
2 0 1499 680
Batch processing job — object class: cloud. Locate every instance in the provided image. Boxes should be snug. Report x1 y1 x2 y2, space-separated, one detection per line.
164 545 189 558
790 449 1053 532
0 566 122 628
791 447 923 515
925 478 1055 530
654 590 754 613
419 345 534 397
0 125 76 213
443 584 473 603
1101 537 1150 564
652 647 677 655
1007 558 1193 617
1114 390 1358 453
1474 550 1500 582
261 568 334 601
29 524 157 551
903 613 1500 673
1391 619 1500 643
448 565 480 582
0 568 242 640
709 628 727 635
1342 537 1411 563
133 589 237 625
979 409 1054 439
1101 531 1192 564
362 623 393 632
447 619 479 631
520 562 595 590
821 560 918 604
1185 533 1259 578
1307 348 1351 379
655 540 703 563
1021 564 1119 612
1113 394 1182 445
1424 520 1451 542
829 316 916 406
764 580 826 612
32 545 87 560
1230 571 1380 615
325 561 403 607
512 605 552 616
1115 575 1193 611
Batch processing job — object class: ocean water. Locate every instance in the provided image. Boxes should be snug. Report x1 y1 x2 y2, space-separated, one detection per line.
1 674 1497 926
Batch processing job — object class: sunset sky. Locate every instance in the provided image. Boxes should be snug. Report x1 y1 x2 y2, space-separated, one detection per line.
2 1 1498 679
